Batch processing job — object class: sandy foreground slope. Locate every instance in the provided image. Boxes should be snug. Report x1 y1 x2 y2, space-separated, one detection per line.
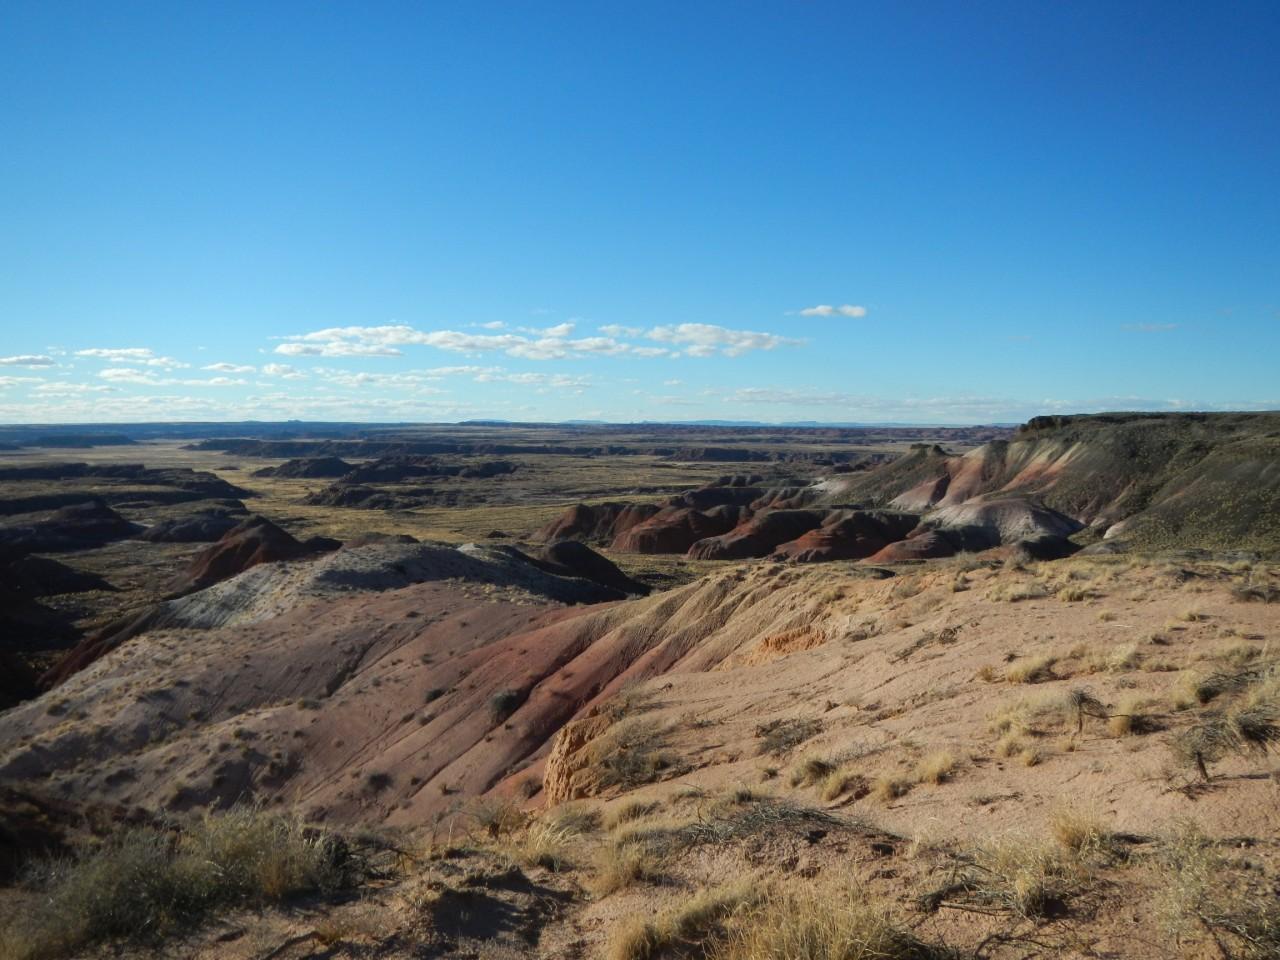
1 547 1278 958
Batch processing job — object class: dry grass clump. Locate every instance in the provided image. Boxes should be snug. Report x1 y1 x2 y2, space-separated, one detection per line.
873 776 912 803
545 803 601 836
913 751 957 785
507 820 575 872
968 838 1078 919
1048 807 1109 854
988 692 1070 736
1155 822 1280 958
710 878 957 960
789 755 836 788
1108 696 1156 737
608 882 753 960
605 799 661 831
591 842 660 897
988 580 1050 603
755 717 821 756
612 793 846 859
1019 746 1044 767
995 732 1025 758
0 808 347 960
1086 643 1141 673
1005 655 1056 684
1056 584 1091 602
820 769 870 802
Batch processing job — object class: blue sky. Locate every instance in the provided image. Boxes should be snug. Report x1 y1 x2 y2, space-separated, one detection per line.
1 0 1277 424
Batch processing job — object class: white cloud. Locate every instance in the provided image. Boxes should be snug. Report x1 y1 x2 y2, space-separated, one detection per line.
76 347 188 368
0 376 43 388
203 362 256 373
477 321 506 329
0 354 55 367
645 323 801 357
31 382 115 395
97 368 245 387
663 379 683 386
273 321 795 362
797 304 867 318
474 371 590 389
260 363 307 379
422 365 498 377
599 324 642 338
274 341 403 357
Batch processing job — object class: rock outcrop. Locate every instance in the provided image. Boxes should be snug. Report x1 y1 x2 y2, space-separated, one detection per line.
530 540 650 596
612 507 738 554
687 509 825 561
171 516 316 595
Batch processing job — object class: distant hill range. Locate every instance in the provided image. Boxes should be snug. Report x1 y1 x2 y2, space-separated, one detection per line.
822 411 1280 552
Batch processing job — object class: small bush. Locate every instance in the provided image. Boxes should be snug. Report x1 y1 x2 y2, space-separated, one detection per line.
755 717 821 756
488 688 526 723
469 797 524 839
0 808 346 960
592 719 678 790
1230 582 1279 604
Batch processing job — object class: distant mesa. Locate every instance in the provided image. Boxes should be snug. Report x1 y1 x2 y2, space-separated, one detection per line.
252 456 353 479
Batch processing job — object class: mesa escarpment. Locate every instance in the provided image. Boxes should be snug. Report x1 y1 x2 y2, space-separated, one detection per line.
537 412 1280 563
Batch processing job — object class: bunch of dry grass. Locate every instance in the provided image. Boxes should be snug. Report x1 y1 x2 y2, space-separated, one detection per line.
1048 807 1110 854
789 755 836 787
913 751 957 785
608 882 754 960
755 717 821 757
591 842 659 897
1005 655 1056 684
710 878 957 960
605 799 661 831
0 807 348 960
1155 822 1280 958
